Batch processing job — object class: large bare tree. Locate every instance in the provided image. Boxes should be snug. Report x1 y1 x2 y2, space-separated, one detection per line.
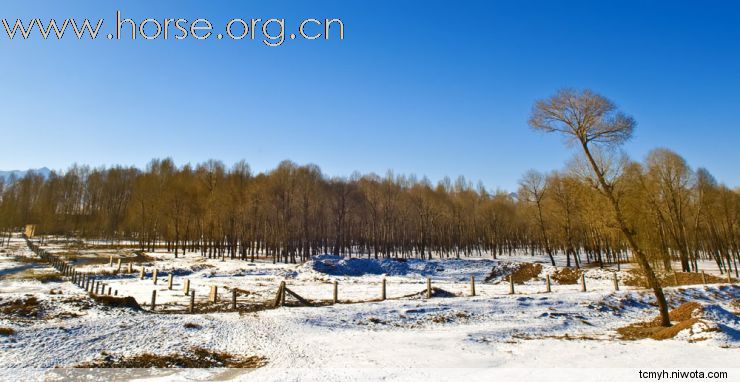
529 88 671 327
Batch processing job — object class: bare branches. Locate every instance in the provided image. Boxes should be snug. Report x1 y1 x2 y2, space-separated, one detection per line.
529 88 635 147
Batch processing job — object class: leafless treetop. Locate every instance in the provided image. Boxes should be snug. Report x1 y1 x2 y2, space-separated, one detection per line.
529 88 636 146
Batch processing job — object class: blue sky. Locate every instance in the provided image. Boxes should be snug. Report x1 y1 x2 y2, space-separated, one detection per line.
0 1 738 191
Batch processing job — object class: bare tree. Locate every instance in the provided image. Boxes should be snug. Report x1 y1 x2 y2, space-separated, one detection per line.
519 170 555 265
529 88 671 327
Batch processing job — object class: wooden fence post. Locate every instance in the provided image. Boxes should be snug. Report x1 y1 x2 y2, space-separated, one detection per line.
109 256 113 267
189 290 195 313
209 285 218 303
167 274 173 290
426 277 432 298
140 267 145 280
673 272 678 286
701 270 707 284
273 281 286 307
381 278 387 300
470 275 476 297
509 274 514 294
280 282 286 306
546 274 551 293
333 280 338 304
728 269 733 284
232 289 237 310
580 273 587 292
153 269 158 285
128 262 133 274
184 279 190 295
613 272 619 291
151 290 156 311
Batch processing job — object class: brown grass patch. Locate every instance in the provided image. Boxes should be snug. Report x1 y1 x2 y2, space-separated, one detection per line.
12 256 43 264
27 271 63 283
0 327 15 336
0 297 42 318
1 268 62 283
551 267 583 284
616 302 708 340
90 295 142 310
75 348 267 368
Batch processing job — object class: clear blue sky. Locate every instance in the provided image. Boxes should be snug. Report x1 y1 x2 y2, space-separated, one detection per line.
1 0 738 191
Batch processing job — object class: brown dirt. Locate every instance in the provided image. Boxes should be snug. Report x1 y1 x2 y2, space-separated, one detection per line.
75 348 267 368
0 327 15 336
551 267 583 285
665 301 703 321
616 302 709 340
511 263 543 284
484 262 543 284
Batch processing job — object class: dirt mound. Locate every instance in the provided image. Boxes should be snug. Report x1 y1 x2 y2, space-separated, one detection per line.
512 263 542 284
75 347 267 368
551 268 582 285
666 301 703 321
91 295 142 310
484 262 542 284
617 302 710 340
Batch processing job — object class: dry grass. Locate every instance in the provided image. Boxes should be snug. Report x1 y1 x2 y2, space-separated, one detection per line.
183 322 202 329
75 348 267 368
400 287 460 299
12 256 43 264
90 295 142 310
0 297 42 318
1 267 62 283
551 267 582 284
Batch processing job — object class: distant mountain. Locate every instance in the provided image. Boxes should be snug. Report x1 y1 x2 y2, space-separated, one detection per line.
0 167 52 183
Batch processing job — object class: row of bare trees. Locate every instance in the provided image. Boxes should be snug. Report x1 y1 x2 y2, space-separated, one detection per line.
0 150 736 272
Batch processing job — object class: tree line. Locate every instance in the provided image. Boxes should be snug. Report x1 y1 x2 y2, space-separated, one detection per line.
0 149 735 274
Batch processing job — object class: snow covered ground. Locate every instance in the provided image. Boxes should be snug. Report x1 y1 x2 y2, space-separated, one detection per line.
0 236 738 381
